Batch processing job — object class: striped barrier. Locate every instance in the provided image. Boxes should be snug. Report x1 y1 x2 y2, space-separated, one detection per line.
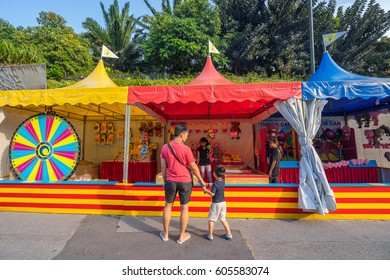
0 181 389 220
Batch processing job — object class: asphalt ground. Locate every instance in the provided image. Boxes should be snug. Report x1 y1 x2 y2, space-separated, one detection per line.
1 212 390 260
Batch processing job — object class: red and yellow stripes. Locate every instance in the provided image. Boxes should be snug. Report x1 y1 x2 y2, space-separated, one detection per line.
0 183 390 220
0 183 125 215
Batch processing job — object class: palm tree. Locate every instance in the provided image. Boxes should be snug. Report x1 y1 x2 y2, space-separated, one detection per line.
140 0 183 29
82 0 141 71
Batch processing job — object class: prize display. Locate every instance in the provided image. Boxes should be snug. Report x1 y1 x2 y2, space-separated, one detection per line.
9 113 81 181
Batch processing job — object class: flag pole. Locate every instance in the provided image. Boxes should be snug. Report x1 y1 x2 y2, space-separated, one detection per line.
308 0 315 75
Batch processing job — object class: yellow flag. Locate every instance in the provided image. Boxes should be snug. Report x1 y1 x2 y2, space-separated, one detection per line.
101 45 119 59
322 31 347 48
208 40 220 54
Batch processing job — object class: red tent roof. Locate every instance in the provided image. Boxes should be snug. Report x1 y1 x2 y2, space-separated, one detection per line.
128 57 301 123
186 56 234 85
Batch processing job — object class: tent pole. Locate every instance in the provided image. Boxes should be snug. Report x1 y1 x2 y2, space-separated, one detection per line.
123 104 131 184
82 116 86 160
343 110 348 127
252 123 258 170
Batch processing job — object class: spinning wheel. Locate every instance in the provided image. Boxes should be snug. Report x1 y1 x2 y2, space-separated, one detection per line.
9 113 81 181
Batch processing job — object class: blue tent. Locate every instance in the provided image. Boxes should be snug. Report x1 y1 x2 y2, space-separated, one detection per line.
302 51 390 116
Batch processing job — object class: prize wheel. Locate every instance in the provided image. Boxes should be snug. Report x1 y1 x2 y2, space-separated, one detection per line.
9 113 81 181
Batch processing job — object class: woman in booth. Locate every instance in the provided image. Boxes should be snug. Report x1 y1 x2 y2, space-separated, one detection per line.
197 137 213 183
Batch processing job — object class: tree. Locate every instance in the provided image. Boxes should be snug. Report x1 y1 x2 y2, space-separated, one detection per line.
215 0 309 77
141 0 224 74
327 0 390 77
13 12 94 80
82 0 142 71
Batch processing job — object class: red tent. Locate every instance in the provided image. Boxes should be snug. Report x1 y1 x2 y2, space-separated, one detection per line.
128 56 301 123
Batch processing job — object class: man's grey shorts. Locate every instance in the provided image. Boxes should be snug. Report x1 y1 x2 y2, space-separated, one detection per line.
208 201 227 221
165 180 192 205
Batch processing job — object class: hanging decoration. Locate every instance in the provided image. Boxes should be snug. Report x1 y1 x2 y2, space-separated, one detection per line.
154 122 162 137
230 121 241 139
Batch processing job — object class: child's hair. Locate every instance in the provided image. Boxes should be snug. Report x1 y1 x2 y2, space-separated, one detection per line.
214 165 226 177
200 137 209 144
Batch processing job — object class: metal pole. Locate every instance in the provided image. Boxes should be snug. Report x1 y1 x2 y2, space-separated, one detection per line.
308 0 315 75
123 104 131 183
81 116 86 160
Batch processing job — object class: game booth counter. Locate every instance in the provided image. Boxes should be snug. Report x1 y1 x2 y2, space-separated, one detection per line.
0 54 389 220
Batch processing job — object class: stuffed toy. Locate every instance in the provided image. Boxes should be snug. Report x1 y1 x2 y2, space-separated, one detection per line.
379 125 390 137
154 122 162 137
369 111 379 126
117 127 124 139
106 132 114 145
107 122 115 133
130 136 142 162
100 134 107 145
94 122 101 133
100 121 108 134
266 123 279 142
142 132 149 146
147 121 154 135
207 129 217 140
341 126 352 141
190 142 199 159
363 130 374 148
230 121 241 139
139 122 147 134
212 142 223 162
373 128 385 146
355 113 370 128
94 133 101 144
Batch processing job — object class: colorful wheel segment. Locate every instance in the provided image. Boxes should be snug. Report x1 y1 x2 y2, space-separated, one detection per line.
9 113 81 181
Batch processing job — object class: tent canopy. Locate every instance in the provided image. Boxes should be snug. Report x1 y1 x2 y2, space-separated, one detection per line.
129 56 301 123
302 51 390 115
0 60 150 121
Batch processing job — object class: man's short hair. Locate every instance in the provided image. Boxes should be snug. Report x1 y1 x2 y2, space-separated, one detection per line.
174 124 189 137
214 165 226 177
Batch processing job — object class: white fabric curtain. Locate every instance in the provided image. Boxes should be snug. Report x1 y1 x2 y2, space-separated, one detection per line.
274 98 336 215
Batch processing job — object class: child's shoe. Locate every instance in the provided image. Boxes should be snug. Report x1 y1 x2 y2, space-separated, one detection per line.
220 233 233 240
204 234 213 241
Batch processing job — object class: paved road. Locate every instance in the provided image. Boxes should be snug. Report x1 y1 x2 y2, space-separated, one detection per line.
1 212 390 260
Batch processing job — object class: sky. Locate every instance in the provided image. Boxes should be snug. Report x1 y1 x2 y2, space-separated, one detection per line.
0 0 389 35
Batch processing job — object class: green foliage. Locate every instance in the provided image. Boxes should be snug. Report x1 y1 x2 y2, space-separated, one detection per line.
328 0 390 77
141 0 225 74
0 40 45 65
1 12 94 79
82 0 142 72
215 0 309 77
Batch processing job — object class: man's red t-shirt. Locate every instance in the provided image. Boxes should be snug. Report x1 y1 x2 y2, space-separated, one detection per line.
160 141 195 182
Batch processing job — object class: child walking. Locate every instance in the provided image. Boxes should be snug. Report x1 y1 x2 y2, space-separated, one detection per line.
202 165 233 241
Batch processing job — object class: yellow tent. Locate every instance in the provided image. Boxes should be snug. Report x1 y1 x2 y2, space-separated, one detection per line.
0 60 151 121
